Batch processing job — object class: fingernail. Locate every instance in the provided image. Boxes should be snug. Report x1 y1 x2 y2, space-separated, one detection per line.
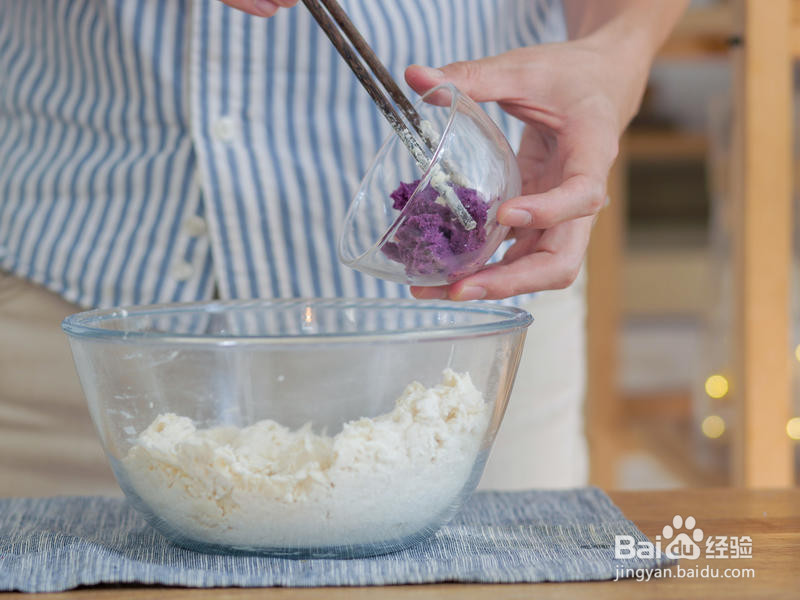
253 0 278 15
456 286 487 301
500 208 532 227
418 66 446 80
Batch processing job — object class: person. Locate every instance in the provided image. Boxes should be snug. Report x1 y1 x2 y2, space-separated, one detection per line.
0 0 687 496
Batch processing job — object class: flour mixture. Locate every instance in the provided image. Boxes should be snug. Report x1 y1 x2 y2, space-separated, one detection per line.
121 369 489 549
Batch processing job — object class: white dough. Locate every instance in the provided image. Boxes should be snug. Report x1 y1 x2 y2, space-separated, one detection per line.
121 369 489 549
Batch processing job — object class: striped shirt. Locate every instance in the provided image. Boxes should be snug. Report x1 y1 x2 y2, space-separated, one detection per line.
0 0 566 309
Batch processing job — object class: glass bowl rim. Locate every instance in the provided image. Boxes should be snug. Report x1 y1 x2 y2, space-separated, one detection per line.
61 298 533 346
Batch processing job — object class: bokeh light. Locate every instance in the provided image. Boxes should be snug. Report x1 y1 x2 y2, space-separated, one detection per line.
701 415 726 439
704 374 729 399
786 417 800 440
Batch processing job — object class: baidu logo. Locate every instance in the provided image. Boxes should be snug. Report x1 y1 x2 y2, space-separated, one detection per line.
613 514 755 582
615 514 704 560
661 514 704 559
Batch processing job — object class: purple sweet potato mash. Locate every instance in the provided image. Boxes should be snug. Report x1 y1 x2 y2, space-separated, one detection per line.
381 179 488 278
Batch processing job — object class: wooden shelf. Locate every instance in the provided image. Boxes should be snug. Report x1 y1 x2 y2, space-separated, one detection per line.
587 0 798 489
658 3 734 58
625 129 708 162
628 416 729 488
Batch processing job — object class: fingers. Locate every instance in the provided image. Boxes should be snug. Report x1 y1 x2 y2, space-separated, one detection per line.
412 216 593 301
461 216 592 299
501 117 618 229
497 173 607 229
410 285 449 300
220 0 296 17
405 51 528 101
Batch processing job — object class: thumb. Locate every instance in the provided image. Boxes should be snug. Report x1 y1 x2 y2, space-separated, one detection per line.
405 53 523 103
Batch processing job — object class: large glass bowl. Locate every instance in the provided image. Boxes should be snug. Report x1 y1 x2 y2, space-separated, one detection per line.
62 299 531 557
338 83 522 286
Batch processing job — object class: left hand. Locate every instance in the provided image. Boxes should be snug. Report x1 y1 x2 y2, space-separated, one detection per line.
219 0 298 18
406 40 647 301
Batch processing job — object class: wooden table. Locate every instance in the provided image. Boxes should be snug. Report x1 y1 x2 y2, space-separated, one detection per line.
4 489 799 599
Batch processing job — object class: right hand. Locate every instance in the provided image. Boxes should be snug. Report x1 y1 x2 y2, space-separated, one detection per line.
220 0 299 17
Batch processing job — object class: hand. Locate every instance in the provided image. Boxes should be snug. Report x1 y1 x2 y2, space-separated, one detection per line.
405 39 649 301
220 0 298 18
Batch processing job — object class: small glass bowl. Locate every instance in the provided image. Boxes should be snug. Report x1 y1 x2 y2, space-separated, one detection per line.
338 83 521 286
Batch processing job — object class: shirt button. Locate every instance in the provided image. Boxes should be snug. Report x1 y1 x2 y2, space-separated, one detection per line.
171 261 194 281
183 215 207 237
212 116 236 143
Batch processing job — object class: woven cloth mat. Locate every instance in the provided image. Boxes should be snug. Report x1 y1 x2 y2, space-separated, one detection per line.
0 488 674 592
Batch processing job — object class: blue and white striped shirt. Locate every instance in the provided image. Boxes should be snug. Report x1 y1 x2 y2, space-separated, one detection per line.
0 0 566 309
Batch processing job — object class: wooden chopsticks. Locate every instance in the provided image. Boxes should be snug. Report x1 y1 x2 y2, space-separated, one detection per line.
302 0 476 230
301 0 429 160
314 0 428 143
